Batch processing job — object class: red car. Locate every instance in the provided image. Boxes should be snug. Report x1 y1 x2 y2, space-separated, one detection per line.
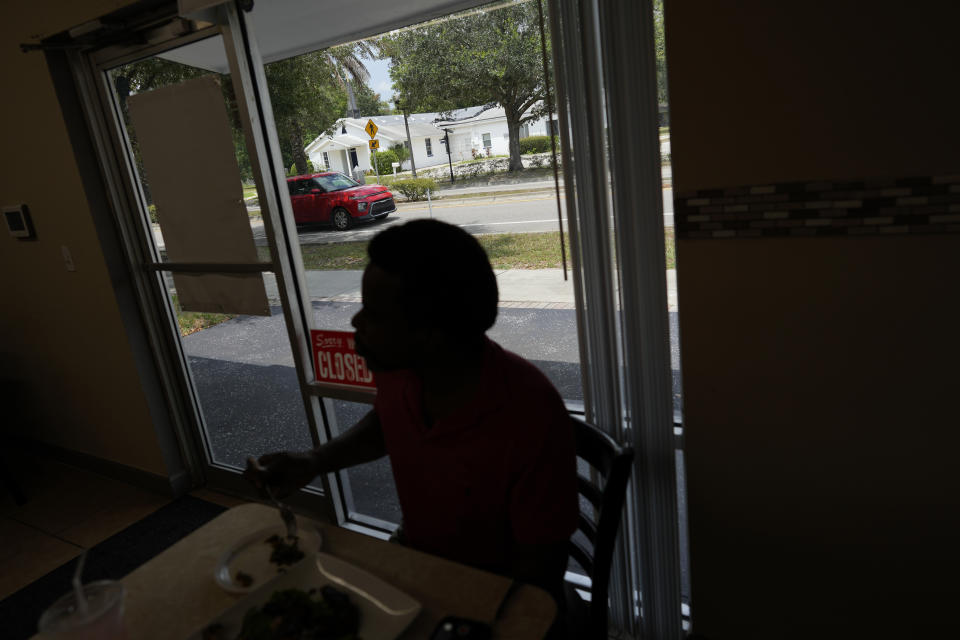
286 172 396 230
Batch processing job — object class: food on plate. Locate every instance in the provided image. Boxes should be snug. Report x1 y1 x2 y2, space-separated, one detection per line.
236 586 359 640
235 571 254 588
266 534 306 567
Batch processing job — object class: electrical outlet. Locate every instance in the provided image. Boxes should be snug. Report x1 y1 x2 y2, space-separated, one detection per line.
61 245 76 272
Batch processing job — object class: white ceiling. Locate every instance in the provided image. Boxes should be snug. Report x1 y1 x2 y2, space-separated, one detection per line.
162 0 490 73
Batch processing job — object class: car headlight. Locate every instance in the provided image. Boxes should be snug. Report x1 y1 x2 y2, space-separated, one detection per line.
357 202 368 211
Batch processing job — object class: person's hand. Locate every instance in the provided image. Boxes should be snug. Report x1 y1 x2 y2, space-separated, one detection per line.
243 451 320 499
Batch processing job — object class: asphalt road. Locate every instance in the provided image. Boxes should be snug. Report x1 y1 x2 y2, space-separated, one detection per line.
250 187 674 245
182 302 681 525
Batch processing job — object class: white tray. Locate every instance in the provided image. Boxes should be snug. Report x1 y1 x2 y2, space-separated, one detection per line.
192 552 421 639
213 525 322 594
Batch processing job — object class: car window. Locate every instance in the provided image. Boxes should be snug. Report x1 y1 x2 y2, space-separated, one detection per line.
313 173 359 192
287 180 300 196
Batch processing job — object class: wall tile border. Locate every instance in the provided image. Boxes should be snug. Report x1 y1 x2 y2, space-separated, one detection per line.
675 175 960 239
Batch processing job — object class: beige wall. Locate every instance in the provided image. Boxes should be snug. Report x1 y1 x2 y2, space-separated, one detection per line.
0 0 166 474
667 1 960 636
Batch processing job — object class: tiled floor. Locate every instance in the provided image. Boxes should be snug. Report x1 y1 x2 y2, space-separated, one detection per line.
0 452 244 601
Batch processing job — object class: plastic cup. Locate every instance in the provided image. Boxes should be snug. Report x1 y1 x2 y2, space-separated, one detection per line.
38 580 126 639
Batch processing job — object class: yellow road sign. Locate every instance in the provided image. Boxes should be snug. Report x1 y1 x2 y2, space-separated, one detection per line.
368 139 380 150
365 119 378 138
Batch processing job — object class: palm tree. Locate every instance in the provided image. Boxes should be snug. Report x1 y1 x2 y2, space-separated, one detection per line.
326 42 377 118
268 42 376 175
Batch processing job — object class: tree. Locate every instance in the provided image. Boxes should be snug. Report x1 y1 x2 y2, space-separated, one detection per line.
327 43 377 118
114 45 376 179
264 52 347 174
266 43 378 174
654 0 668 106
380 1 550 172
390 142 411 171
352 82 392 116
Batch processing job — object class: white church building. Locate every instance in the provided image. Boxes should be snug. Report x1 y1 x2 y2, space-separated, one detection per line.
304 104 556 175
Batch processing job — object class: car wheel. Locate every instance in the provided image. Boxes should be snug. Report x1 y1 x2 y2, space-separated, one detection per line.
332 208 351 231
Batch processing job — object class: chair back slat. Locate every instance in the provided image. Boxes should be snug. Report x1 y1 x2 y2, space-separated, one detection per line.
568 416 634 640
569 538 595 577
577 475 603 511
577 512 598 544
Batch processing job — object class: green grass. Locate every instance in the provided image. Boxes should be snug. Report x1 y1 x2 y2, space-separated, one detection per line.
664 227 675 269
242 185 258 200
287 229 676 271
171 293 236 336
293 243 369 270
479 232 570 269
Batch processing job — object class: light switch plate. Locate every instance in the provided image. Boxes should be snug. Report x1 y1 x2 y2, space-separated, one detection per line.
3 204 35 239
61 245 76 272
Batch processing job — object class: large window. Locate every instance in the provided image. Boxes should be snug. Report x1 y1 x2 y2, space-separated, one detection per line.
72 0 684 634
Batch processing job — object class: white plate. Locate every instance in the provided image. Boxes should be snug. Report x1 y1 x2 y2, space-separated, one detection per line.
192 552 421 640
213 525 322 594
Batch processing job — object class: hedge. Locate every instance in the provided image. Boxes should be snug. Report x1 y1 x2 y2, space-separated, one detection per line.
519 135 559 154
392 178 437 201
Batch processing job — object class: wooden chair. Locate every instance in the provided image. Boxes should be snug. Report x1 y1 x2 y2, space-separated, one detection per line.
565 416 634 639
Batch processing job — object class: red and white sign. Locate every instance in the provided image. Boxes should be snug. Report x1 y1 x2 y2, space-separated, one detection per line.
310 329 376 389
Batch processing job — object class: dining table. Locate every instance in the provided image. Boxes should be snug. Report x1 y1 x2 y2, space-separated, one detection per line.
32 502 557 639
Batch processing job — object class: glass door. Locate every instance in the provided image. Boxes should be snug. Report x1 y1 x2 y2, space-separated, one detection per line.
87 15 338 518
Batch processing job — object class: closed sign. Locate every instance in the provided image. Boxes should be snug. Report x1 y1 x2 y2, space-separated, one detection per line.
310 330 376 389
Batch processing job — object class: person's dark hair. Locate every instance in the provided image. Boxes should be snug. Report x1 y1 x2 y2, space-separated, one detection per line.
367 220 498 340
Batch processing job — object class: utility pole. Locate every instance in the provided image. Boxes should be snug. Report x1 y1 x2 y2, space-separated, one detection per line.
396 97 417 178
444 128 455 183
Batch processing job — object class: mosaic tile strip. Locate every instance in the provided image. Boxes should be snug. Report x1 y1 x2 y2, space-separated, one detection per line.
675 174 960 239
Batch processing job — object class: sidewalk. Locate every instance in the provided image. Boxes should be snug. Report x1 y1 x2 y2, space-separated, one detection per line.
432 179 562 197
260 268 678 311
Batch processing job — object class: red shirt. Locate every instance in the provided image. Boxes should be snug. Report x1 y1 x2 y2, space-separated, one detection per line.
374 338 578 574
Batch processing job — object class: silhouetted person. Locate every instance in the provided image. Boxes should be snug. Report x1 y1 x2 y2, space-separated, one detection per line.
246 219 577 608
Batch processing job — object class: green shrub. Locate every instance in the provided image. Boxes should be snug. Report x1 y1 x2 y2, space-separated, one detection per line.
392 178 437 201
390 143 410 170
519 135 559 154
371 149 399 174
287 163 297 177
148 204 159 224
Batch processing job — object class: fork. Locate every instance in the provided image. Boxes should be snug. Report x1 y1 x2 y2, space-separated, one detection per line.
264 485 298 539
